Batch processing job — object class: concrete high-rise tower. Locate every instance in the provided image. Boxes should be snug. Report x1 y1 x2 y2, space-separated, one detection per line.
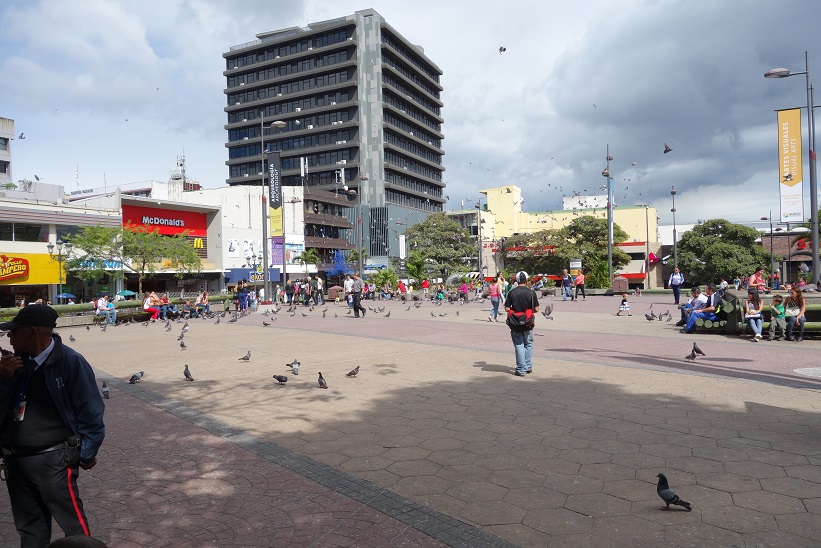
223 9 445 265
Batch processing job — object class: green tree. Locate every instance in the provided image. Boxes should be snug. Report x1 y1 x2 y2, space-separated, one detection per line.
297 248 320 266
347 248 368 270
676 219 774 286
501 216 630 288
66 224 202 294
407 212 475 279
405 250 427 283
372 268 399 290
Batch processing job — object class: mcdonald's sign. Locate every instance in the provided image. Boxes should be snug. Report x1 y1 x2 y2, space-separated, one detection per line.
193 238 204 249
187 236 208 258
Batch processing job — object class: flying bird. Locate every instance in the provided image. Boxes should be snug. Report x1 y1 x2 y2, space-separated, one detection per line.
273 375 288 385
18 133 25 139
498 46 506 54
318 372 328 389
663 143 673 154
184 364 194 381
239 350 251 361
542 304 554 320
101 381 110 399
656 473 692 511
128 371 144 384
346 366 360 378
692 342 705 357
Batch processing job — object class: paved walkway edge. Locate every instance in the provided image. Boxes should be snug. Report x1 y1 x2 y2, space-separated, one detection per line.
102 374 517 548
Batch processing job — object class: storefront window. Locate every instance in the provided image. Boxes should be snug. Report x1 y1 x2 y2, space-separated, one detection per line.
56 226 81 242
0 222 12 241
12 224 48 242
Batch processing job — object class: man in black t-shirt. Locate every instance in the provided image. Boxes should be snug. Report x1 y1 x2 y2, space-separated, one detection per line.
504 271 539 376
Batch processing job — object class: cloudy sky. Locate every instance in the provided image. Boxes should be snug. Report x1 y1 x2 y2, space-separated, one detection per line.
1 0 818 227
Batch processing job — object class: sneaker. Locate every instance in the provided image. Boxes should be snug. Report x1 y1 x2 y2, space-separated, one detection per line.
777 337 785 341
525 369 532 374
751 337 758 342
755 333 762 340
675 321 685 327
514 371 526 377
488 316 493 322
795 337 803 342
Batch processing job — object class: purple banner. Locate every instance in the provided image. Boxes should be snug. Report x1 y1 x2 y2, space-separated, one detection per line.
270 236 284 265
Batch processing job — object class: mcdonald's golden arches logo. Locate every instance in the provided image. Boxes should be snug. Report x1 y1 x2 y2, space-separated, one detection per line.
193 238 204 249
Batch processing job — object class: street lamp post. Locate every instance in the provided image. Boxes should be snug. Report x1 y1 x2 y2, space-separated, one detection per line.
46 239 73 303
261 117 287 303
602 145 614 284
765 51 818 285
671 186 678 270
762 213 775 288
345 189 363 275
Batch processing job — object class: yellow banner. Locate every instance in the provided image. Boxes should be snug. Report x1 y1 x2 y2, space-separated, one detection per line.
0 254 62 285
269 206 283 237
777 108 804 222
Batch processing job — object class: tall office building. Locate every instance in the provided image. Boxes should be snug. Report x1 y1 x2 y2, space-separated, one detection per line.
223 8 445 264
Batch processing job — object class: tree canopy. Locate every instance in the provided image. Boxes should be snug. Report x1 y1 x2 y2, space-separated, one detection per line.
66 224 202 294
676 219 775 286
501 216 631 288
407 212 475 279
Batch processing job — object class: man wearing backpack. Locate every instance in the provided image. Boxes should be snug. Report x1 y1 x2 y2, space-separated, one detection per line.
504 271 539 377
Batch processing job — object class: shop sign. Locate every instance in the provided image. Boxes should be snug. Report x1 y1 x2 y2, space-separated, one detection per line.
0 256 29 281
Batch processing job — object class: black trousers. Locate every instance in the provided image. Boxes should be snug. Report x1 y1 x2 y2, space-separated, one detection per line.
352 292 366 317
5 449 90 547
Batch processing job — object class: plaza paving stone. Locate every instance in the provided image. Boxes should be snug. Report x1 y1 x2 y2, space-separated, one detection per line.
0 293 818 546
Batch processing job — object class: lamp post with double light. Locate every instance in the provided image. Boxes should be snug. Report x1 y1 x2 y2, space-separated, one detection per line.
601 145 614 284
47 240 73 304
765 52 818 285
261 118 287 303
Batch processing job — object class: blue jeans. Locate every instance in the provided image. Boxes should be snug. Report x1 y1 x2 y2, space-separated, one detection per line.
685 311 717 332
490 297 500 320
97 309 116 324
510 330 534 375
747 317 763 336
671 285 681 304
562 286 573 301
786 316 805 339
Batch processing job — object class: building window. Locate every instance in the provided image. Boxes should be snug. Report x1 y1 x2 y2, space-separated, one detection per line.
0 222 48 242
0 161 8 174
0 137 7 151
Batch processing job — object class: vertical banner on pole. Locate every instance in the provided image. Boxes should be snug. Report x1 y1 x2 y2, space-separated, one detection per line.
268 151 283 236
777 108 804 222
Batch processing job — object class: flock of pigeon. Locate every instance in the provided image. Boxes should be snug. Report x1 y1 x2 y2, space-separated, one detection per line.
639 303 709 362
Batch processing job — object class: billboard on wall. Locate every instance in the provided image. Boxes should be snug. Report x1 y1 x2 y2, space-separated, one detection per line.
777 108 804 222
0 254 62 285
121 205 208 237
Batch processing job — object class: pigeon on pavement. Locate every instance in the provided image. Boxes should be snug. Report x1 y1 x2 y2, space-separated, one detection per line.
69 335 76 342
273 375 288 384
180 340 187 350
128 371 144 384
346 366 360 377
656 473 692 511
184 364 194 381
645 313 655 321
318 372 328 389
263 321 270 326
692 342 705 356
286 359 300 375
384 311 391 318
239 350 251 361
685 350 697 361
101 381 110 399
177 332 185 341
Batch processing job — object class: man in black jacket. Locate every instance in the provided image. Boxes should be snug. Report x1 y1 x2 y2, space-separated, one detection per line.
504 271 539 376
0 305 105 547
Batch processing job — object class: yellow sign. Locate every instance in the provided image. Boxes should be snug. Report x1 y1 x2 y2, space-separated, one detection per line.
193 238 204 249
777 108 804 222
0 254 62 285
270 206 283 237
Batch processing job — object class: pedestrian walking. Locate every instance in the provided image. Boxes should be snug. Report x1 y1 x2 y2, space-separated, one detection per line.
351 273 367 318
504 271 539 377
668 268 684 305
0 305 105 546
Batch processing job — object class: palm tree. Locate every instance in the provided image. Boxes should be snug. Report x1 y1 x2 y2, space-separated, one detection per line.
297 248 321 267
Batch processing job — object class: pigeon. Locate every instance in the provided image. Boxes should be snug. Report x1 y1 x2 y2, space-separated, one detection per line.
273 375 288 384
685 350 697 361
86 326 90 331
541 304 554 320
346 366 360 378
101 381 110 399
439 313 447 317
302 312 308 317
262 310 270 316
663 143 673 154
656 473 692 511
142 321 149 328
406 306 411 311
290 312 296 317
692 342 705 357
347 309 352 315
322 311 326 318
645 313 656 322
649 311 658 319
215 316 221 324
455 311 459 316
165 324 173 332
286 359 300 375
177 333 185 341
239 351 251 361
101 325 107 332
183 364 194 381
182 322 189 330
180 340 187 350
498 46 506 54
69 335 76 342
666 315 673 322
318 372 328 389
384 311 391 318
128 371 144 384
263 321 270 326
430 311 436 317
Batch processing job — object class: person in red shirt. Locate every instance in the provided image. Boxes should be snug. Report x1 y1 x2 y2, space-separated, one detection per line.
421 278 430 299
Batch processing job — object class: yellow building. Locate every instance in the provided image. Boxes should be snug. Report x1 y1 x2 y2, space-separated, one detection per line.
475 185 663 288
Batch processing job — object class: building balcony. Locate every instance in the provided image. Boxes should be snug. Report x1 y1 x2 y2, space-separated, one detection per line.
304 236 354 250
304 212 354 229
